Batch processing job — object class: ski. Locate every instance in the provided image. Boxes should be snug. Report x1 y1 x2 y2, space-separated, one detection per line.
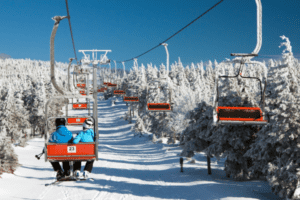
76 176 94 182
45 180 62 187
45 177 77 187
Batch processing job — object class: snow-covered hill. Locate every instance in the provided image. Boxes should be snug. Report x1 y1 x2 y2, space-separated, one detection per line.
0 95 280 200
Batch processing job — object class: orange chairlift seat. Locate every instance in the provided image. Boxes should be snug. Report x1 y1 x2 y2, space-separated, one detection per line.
114 90 125 95
213 54 268 126
124 96 139 102
77 83 86 88
108 83 117 87
98 87 107 92
47 142 96 161
67 117 88 125
147 103 171 111
146 82 173 112
123 86 139 102
72 103 88 109
79 90 93 95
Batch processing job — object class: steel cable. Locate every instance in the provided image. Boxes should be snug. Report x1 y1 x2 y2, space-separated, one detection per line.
115 0 224 63
65 0 78 64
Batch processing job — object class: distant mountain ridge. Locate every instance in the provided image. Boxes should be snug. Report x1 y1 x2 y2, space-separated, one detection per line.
0 53 11 59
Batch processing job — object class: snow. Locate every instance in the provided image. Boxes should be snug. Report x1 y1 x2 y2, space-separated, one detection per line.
0 95 280 200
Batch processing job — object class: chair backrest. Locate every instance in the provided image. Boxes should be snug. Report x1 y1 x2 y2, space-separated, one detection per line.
147 103 171 111
47 142 96 161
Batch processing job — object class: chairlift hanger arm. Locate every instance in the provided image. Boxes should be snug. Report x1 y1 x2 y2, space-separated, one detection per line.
217 75 263 105
50 15 68 95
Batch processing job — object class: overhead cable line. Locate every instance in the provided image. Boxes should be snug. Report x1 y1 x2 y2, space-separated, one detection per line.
65 0 78 64
115 0 224 63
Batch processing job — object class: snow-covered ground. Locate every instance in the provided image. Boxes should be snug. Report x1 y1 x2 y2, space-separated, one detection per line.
0 95 281 200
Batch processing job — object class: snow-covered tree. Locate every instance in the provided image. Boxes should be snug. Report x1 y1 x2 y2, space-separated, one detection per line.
244 36 300 199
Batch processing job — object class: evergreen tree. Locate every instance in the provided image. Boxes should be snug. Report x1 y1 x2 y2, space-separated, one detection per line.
245 36 300 199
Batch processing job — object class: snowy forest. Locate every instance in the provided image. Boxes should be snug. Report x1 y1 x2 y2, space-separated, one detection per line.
1 36 300 199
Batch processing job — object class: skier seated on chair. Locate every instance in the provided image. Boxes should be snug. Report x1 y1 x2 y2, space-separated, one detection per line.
48 118 73 180
73 118 95 179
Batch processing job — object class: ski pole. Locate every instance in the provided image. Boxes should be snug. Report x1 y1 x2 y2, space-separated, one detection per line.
35 148 45 160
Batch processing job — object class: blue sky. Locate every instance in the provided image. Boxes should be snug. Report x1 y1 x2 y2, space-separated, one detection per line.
1 0 299 71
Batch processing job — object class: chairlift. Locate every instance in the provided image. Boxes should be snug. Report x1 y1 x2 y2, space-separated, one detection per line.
67 117 88 125
146 44 172 112
114 90 125 95
98 87 107 91
97 88 105 93
107 83 117 87
46 15 111 180
72 103 88 109
77 83 86 88
124 87 139 102
124 96 139 102
213 55 268 125
147 103 171 111
146 79 172 112
212 0 268 126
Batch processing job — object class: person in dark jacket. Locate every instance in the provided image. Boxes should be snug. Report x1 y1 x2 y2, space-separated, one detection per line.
48 118 73 180
73 118 95 179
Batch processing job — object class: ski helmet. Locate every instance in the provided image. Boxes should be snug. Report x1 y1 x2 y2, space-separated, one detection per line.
83 118 94 130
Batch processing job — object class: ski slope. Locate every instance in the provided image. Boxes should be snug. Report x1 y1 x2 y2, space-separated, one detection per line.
0 95 280 200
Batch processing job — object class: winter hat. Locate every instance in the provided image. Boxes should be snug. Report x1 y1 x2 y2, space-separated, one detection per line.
83 118 94 130
55 118 66 127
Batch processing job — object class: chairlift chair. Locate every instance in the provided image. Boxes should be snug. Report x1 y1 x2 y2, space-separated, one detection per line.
107 83 117 87
114 90 125 95
146 43 172 112
47 15 111 181
45 101 94 161
124 87 139 102
212 0 268 126
98 87 107 92
112 78 125 95
213 55 268 125
97 88 106 93
72 103 88 109
146 79 173 112
124 96 139 102
77 83 86 88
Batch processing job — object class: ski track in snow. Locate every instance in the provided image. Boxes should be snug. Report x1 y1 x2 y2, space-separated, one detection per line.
0 94 281 200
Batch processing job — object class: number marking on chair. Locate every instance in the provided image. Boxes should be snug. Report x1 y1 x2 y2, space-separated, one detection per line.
67 146 76 153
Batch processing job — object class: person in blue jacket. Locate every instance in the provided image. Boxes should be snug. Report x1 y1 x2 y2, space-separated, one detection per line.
73 118 95 179
48 118 73 180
